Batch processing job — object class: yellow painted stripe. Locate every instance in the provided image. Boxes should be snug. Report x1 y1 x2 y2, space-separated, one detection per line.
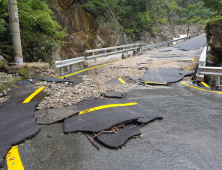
118 78 126 84
59 61 117 79
79 102 137 115
23 87 45 103
6 146 24 170
182 82 222 94
144 82 167 85
201 82 210 88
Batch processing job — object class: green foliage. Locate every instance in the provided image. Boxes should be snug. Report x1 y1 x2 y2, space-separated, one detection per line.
0 60 4 68
0 0 67 63
18 67 30 79
202 0 222 14
0 83 8 91
174 1 213 27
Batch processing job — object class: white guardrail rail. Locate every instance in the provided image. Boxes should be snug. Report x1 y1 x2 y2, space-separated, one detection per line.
142 31 204 50
55 30 204 76
85 43 140 59
198 46 222 86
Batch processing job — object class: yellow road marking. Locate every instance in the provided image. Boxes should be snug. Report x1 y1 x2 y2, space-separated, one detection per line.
144 82 167 85
79 102 138 115
118 78 126 84
182 82 222 94
6 146 24 170
201 82 210 88
59 61 117 79
23 87 45 103
6 85 45 169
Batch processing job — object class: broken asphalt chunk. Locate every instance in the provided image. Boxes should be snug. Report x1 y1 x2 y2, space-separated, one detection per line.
104 91 123 98
132 68 193 84
95 124 142 149
0 102 41 168
64 98 162 133
42 77 73 83
34 106 78 125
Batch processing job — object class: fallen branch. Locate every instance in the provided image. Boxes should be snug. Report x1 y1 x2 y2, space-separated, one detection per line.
42 148 59 162
85 133 101 151
93 130 116 138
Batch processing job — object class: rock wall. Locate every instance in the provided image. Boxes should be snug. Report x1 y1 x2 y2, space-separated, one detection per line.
51 1 201 62
139 25 201 45
52 0 120 62
52 0 98 61
205 17 222 65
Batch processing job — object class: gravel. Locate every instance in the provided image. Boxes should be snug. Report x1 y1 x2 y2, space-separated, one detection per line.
36 66 145 109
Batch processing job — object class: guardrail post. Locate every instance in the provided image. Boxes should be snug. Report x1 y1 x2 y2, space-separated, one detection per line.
218 76 221 87
80 62 83 69
70 65 74 72
60 67 64 76
105 50 107 57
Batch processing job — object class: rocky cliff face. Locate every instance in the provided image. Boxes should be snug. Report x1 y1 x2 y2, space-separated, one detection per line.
51 1 201 61
52 0 120 62
205 17 222 65
52 0 98 61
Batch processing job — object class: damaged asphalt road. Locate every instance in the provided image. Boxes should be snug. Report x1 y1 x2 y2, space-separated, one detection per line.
4 84 222 170
2 34 222 170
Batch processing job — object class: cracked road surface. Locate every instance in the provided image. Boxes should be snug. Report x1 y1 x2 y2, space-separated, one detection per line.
2 34 222 170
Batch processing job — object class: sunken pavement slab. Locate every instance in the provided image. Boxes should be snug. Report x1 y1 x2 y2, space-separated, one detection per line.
132 68 192 84
64 98 162 134
0 102 40 168
42 77 73 83
104 91 123 98
95 124 142 149
34 106 78 125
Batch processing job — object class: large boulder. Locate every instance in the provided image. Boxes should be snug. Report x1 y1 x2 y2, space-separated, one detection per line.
205 17 222 64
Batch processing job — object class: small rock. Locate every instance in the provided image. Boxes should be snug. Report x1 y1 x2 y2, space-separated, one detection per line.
35 83 40 86
0 93 4 97
122 54 127 59
35 107 43 110
46 92 51 96
2 90 7 95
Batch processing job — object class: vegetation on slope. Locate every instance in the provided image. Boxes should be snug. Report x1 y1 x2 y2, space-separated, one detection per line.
0 0 220 63
0 0 67 63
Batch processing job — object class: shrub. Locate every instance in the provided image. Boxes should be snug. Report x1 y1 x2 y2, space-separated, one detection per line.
19 67 30 79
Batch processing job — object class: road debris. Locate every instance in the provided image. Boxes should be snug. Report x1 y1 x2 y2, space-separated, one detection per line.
85 133 101 151
42 148 59 162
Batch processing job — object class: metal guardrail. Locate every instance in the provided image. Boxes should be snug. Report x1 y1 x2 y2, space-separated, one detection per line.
142 31 204 50
55 57 84 75
198 46 222 86
85 43 140 59
55 30 204 76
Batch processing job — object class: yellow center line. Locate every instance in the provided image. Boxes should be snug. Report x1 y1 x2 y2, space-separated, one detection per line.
59 61 117 79
23 87 45 103
182 82 222 94
201 82 210 88
6 146 24 170
118 78 126 84
7 86 46 169
79 102 138 115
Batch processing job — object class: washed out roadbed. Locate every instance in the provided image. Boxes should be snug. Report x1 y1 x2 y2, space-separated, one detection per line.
36 66 145 109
